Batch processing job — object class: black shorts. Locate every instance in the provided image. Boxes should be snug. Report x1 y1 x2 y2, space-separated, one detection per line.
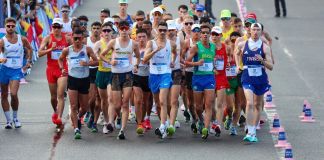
89 67 98 84
237 72 243 87
111 71 133 91
185 71 193 90
133 74 150 92
68 76 90 94
171 69 182 85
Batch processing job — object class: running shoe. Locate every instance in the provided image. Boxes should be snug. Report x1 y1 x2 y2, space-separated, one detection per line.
191 122 198 134
210 123 217 135
13 118 22 128
5 121 12 129
51 113 58 124
55 118 62 126
183 110 191 123
87 115 94 129
251 135 258 142
117 130 125 140
175 120 181 128
143 119 152 130
107 123 114 132
229 126 238 136
83 112 91 123
97 112 104 126
214 124 221 137
115 117 121 130
224 117 232 130
197 121 204 134
103 123 109 134
201 128 209 139
74 129 81 139
167 126 176 136
180 104 185 111
128 112 136 122
243 134 257 142
136 124 144 135
260 119 265 125
91 124 98 133
155 126 167 139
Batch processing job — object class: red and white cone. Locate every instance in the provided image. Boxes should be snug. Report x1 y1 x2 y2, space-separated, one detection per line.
275 127 288 148
270 114 280 134
301 103 315 123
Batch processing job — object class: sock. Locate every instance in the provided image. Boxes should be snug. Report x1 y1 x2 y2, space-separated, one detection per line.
13 111 18 119
159 123 165 130
213 120 218 124
131 106 135 113
5 111 11 122
247 125 254 135
145 116 150 120
74 128 79 132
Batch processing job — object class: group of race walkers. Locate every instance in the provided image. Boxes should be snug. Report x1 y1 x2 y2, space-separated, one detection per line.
0 0 274 143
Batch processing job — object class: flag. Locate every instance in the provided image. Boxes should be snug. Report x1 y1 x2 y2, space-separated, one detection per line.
45 3 55 25
20 20 34 43
34 17 44 39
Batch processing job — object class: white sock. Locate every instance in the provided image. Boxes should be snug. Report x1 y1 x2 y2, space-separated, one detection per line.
13 111 18 119
145 116 150 120
247 125 254 134
5 111 11 122
159 123 165 129
131 106 135 113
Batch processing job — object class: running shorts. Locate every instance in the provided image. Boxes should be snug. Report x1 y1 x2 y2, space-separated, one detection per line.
111 71 133 91
0 66 23 85
68 76 90 94
225 78 239 95
192 75 215 92
133 74 150 92
95 71 112 89
242 83 271 96
149 73 172 94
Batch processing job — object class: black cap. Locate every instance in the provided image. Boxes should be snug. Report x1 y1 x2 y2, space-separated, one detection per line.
153 0 162 4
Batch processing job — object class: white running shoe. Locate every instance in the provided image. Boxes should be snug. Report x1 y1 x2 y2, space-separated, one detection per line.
103 123 109 134
115 118 121 130
13 118 22 128
175 120 181 128
97 112 104 126
180 104 185 111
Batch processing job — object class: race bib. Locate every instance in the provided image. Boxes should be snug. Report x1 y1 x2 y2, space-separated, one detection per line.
115 58 130 68
215 59 224 70
51 50 62 60
6 56 21 68
247 66 262 77
153 63 168 73
70 57 86 68
226 66 237 77
198 62 213 72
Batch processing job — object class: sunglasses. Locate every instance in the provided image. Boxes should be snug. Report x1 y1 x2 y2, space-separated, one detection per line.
6 25 16 28
159 29 167 33
196 10 203 12
119 26 129 31
73 37 83 41
61 10 70 13
154 12 162 16
136 18 144 21
184 22 193 26
192 28 201 32
201 31 210 35
102 29 112 33
244 22 252 28
80 22 87 26
53 25 62 29
92 27 101 30
211 32 220 36
221 17 231 21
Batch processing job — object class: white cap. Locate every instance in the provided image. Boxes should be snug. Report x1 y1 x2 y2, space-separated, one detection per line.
103 17 115 24
112 25 118 32
166 20 177 30
191 24 200 30
52 18 63 25
251 23 262 29
152 7 164 15
211 26 222 34
119 0 128 3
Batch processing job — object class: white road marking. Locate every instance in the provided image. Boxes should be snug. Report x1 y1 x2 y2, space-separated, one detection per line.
283 47 293 58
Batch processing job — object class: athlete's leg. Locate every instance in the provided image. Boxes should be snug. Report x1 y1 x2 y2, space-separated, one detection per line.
170 85 181 126
57 77 68 118
48 83 58 112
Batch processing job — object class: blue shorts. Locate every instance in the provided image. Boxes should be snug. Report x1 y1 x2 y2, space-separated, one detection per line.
242 83 271 96
192 74 215 92
0 66 23 85
149 73 172 94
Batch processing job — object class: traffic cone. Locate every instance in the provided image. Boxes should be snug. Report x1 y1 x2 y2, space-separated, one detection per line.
264 91 276 108
284 143 294 160
299 100 308 118
275 127 288 148
301 103 315 122
270 114 280 134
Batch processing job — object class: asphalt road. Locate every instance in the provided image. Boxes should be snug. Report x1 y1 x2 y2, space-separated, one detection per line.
0 0 323 160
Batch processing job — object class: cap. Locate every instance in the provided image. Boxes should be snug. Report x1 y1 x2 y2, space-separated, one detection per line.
153 0 162 4
195 4 205 11
166 20 177 30
191 23 200 30
119 0 128 4
220 9 231 18
103 17 115 24
245 12 257 20
245 18 256 24
152 7 164 14
190 0 199 4
251 23 261 28
52 18 63 25
211 26 222 34
159 4 167 11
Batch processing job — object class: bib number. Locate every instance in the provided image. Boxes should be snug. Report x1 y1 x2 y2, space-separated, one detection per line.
198 62 213 72
153 63 167 73
116 59 130 68
226 66 237 77
247 66 262 77
6 57 21 68
215 59 224 70
103 62 111 68
71 58 86 68
51 50 62 60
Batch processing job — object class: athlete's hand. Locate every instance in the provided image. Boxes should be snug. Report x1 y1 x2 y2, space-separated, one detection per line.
170 62 175 68
197 59 204 66
236 67 242 74
255 54 264 62
214 69 218 75
110 60 117 66
61 69 67 76
154 45 163 53
0 58 7 63
79 60 88 66
51 42 57 50
133 66 138 73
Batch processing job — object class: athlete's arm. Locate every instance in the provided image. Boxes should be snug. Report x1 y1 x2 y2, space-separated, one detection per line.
0 39 5 63
100 39 115 65
260 44 273 71
143 40 157 64
171 41 177 66
133 41 141 67
65 35 73 46
21 36 33 64
38 36 52 57
234 40 244 73
179 39 185 64
181 39 189 63
58 47 68 74
86 47 99 66
185 45 201 67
